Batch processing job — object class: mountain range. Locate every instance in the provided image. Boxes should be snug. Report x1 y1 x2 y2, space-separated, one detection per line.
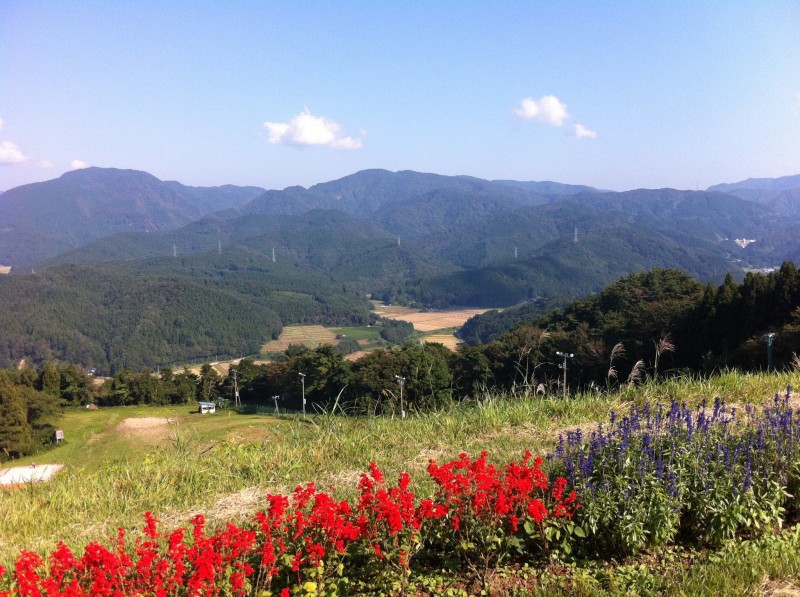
1 167 799 371
0 168 265 267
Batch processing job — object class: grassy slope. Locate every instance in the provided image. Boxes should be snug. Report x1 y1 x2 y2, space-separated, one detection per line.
1 371 799 593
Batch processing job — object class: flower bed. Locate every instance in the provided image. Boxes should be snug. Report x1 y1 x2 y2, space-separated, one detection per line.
0 452 576 596
551 386 800 556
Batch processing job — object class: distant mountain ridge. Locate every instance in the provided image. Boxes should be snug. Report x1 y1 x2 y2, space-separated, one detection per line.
707 174 800 217
2 166 800 370
0 167 265 267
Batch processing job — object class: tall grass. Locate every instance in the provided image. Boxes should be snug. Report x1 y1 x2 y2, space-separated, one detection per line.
0 370 796 568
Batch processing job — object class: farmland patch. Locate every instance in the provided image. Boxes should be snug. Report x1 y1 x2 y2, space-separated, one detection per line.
260 325 338 353
377 306 495 332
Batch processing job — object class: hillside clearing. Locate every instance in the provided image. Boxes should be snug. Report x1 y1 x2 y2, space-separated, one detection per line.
260 324 339 353
376 304 494 332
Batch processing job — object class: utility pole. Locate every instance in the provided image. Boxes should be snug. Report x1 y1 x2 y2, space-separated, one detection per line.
232 369 240 408
218 239 221 255
556 351 574 398
395 375 406 419
299 372 306 417
272 247 276 263
173 244 177 258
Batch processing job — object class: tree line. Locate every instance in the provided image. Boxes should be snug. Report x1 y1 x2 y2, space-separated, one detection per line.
4 264 800 461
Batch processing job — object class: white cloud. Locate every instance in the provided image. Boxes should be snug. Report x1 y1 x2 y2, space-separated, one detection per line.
573 123 597 139
39 159 54 168
264 109 364 149
0 140 30 164
70 159 89 169
513 95 570 126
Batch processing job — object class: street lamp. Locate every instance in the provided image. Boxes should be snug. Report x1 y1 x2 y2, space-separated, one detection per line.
395 375 406 419
763 333 776 373
298 372 306 417
556 351 574 398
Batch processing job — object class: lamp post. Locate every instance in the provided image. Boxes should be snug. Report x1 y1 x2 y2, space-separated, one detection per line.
395 375 406 419
298 372 306 416
763 333 776 373
556 351 574 398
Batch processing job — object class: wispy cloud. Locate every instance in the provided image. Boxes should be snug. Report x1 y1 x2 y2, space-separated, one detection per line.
513 95 570 126
264 109 364 149
39 159 54 168
0 140 30 164
573 123 597 139
70 159 89 169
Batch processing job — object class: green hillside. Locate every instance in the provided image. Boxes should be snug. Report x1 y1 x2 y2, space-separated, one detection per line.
0 251 372 372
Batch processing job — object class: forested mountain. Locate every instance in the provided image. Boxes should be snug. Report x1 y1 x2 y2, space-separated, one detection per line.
707 174 800 217
0 168 264 267
241 169 555 220
2 167 799 371
413 222 736 308
0 250 372 372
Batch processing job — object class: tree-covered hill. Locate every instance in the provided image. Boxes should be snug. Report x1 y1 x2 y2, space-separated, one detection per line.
416 222 736 307
0 251 372 373
0 168 264 267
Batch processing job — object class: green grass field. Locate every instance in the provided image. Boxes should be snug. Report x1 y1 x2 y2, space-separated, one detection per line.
2 370 799 593
330 326 382 341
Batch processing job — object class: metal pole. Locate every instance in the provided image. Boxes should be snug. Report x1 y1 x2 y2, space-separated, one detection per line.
299 372 306 417
556 351 574 398
765 333 776 372
272 395 280 414
395 375 406 419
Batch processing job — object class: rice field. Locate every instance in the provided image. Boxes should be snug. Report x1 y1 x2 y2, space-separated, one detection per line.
375 304 494 332
260 325 339 353
422 331 463 350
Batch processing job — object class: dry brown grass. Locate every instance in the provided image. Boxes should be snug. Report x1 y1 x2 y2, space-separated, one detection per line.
422 332 462 350
261 325 338 353
376 306 495 332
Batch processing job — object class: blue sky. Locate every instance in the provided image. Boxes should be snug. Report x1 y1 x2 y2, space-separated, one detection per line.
1 1 799 193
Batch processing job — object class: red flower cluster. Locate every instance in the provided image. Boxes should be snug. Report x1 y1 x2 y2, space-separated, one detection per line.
0 452 577 595
428 450 578 534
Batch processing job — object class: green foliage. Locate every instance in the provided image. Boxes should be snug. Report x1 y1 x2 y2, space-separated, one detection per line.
0 375 33 461
0 250 372 373
0 370 62 462
379 318 415 344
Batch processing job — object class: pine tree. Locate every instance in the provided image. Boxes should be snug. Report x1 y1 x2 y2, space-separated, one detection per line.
0 376 33 461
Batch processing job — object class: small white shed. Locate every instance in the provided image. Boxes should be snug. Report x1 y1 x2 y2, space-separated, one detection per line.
198 401 216 414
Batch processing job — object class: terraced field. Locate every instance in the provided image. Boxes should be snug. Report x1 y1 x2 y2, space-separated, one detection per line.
260 325 339 353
